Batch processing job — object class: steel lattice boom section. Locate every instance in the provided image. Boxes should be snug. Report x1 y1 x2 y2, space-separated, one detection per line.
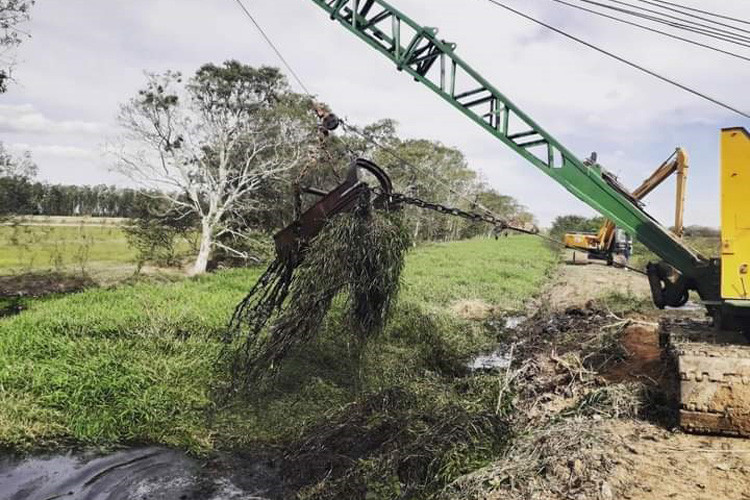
308 0 711 284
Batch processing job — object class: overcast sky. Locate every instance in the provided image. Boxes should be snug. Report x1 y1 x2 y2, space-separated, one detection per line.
2 0 749 227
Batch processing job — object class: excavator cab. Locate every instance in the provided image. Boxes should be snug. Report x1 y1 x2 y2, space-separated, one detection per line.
611 228 633 264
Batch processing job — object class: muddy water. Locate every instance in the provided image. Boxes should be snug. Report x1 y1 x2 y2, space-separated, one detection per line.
467 315 525 371
0 447 283 500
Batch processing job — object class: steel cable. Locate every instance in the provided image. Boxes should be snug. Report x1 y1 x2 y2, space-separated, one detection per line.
481 0 750 119
648 0 750 26
548 0 750 63
572 0 750 47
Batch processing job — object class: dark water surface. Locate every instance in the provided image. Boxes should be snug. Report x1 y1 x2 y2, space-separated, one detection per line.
0 447 283 500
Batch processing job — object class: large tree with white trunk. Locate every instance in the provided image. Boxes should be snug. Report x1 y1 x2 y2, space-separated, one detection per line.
115 62 316 274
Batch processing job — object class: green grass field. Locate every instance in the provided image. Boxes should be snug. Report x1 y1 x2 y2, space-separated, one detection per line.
0 236 557 494
0 223 136 275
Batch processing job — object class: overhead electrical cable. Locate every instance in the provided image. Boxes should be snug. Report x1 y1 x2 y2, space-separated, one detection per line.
571 0 750 48
579 0 750 46
481 0 750 119
631 0 750 35
648 0 750 26
230 0 313 96
548 0 750 63
603 0 750 39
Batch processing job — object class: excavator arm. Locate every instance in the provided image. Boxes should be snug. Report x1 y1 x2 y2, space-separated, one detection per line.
307 0 719 305
565 147 689 264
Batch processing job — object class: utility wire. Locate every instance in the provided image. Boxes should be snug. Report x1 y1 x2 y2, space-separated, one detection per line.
574 0 750 46
481 0 750 119
3 25 31 37
230 0 313 96
649 0 750 26
631 0 750 35
604 0 750 39
548 0 750 63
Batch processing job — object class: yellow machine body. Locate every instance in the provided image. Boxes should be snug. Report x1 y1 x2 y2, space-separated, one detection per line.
563 232 600 251
721 127 750 301
564 148 689 263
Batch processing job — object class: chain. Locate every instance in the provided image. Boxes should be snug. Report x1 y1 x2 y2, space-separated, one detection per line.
371 188 539 235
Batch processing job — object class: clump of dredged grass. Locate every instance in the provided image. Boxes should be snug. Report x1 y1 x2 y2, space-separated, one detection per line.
286 377 512 500
226 208 411 391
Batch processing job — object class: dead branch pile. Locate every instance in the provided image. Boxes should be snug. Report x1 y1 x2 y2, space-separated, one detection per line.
427 303 664 500
224 208 411 390
439 420 619 500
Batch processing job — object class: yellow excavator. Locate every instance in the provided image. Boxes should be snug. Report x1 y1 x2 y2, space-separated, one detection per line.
564 148 689 266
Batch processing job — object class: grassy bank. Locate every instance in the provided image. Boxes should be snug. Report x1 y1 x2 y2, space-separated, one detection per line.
0 236 557 489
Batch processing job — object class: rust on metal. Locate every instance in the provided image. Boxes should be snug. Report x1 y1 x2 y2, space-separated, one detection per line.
274 158 394 263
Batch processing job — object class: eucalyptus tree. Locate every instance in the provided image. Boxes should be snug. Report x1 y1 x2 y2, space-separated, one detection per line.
115 61 318 274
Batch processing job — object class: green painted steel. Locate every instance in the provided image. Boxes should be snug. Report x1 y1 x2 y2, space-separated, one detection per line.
307 0 710 280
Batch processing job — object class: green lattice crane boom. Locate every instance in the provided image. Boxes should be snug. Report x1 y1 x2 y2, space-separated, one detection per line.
307 0 723 307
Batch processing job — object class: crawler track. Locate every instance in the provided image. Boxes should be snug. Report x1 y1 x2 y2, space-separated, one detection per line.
663 319 750 436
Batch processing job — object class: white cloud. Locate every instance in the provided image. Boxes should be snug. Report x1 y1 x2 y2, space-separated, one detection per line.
0 104 104 135
9 142 98 160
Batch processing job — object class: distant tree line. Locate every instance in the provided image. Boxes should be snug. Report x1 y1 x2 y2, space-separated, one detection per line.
548 215 606 241
0 176 153 218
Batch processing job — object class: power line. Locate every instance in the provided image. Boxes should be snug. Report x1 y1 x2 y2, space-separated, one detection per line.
230 0 313 96
3 25 31 37
548 0 750 64
649 0 750 26
605 0 750 39
631 0 750 35
573 0 750 48
480 0 750 119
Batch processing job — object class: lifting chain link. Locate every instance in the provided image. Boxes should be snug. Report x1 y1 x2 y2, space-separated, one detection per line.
371 188 539 235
